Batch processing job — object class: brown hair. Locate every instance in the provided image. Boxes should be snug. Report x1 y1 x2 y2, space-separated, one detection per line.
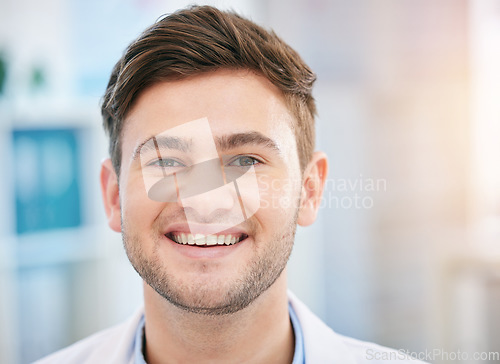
102 5 316 175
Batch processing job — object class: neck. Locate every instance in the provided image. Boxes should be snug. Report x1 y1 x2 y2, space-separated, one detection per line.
143 273 294 364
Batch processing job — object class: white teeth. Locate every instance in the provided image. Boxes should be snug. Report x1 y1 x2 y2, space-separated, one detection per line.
172 233 244 246
206 235 217 246
195 234 205 245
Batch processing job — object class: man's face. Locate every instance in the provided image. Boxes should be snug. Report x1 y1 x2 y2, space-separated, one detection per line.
105 70 310 315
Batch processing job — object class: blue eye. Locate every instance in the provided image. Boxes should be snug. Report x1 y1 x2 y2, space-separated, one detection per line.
228 156 260 167
148 158 185 168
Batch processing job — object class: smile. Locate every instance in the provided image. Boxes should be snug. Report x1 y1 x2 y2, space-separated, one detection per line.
166 233 248 246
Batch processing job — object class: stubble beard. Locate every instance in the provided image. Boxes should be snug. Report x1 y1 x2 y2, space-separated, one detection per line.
122 208 298 316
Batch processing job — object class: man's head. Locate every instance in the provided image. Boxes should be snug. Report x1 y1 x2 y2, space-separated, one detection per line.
102 5 317 176
100 5 327 316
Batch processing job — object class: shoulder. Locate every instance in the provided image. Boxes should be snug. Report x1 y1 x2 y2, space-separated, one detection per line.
287 292 428 364
33 307 144 364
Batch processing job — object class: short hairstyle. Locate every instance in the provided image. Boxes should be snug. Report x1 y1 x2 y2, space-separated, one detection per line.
102 5 317 176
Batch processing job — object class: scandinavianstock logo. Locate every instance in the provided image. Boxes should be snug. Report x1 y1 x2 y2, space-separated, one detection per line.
138 117 387 234
319 175 387 210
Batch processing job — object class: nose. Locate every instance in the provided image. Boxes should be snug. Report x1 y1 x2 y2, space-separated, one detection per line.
177 158 242 222
181 182 243 223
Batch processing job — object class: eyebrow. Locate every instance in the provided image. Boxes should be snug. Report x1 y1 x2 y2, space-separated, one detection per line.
133 135 191 160
215 132 279 152
133 131 279 160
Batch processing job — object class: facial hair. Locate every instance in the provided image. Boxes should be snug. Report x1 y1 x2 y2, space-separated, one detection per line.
122 205 299 316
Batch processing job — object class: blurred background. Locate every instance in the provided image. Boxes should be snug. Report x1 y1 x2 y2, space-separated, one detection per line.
0 0 499 363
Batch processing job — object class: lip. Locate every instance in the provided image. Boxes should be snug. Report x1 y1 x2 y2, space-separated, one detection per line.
164 222 248 236
162 233 249 260
162 222 250 260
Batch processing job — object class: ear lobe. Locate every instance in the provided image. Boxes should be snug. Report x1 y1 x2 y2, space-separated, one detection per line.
100 158 122 232
297 152 328 227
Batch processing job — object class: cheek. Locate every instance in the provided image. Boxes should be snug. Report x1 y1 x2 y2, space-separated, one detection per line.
120 172 163 227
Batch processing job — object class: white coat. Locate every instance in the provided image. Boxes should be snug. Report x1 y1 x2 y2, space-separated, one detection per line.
34 292 427 363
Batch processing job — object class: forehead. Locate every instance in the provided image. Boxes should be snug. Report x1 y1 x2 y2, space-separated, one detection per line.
121 70 296 153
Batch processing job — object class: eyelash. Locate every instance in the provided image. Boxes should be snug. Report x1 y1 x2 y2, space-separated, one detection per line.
147 158 185 168
227 155 262 167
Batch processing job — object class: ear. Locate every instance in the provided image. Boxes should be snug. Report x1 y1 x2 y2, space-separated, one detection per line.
100 158 122 232
297 151 328 227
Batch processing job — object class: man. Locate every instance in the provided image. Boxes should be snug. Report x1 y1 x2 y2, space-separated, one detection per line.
36 5 425 364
